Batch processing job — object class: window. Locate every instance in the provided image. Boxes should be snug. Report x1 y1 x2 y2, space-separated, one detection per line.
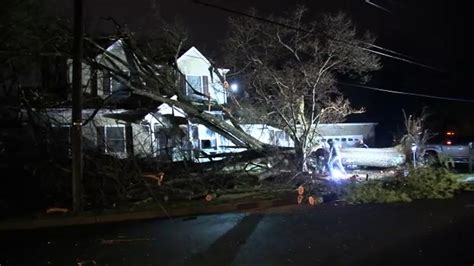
105 126 126 153
191 125 199 139
186 75 209 96
201 139 211 149
348 138 353 141
342 138 347 142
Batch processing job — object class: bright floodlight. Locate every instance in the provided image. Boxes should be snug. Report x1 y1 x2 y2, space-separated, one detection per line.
230 83 238 92
329 168 346 181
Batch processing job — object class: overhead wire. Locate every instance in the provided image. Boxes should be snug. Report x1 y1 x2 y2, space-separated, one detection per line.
365 0 391 13
192 0 443 72
192 0 470 103
339 82 474 103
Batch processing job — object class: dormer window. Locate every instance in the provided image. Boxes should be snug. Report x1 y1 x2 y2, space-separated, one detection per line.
186 75 209 96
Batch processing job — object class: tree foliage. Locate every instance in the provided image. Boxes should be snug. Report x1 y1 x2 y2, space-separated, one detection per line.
342 166 461 204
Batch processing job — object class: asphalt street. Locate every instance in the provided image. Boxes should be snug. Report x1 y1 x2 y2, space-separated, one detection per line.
1 192 473 266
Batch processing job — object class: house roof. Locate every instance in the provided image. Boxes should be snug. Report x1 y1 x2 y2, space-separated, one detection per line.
177 46 211 66
177 46 230 75
156 99 187 118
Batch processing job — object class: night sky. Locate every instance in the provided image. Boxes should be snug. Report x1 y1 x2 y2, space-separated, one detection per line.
47 0 472 145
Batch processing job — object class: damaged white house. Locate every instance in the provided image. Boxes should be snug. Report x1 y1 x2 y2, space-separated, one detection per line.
45 40 236 161
40 39 378 162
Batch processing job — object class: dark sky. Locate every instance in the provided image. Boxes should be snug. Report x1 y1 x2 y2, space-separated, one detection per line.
47 0 472 143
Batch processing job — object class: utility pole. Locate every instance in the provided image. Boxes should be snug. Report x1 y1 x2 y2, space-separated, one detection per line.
72 0 84 212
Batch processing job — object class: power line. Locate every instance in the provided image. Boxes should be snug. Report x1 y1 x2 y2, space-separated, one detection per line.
192 0 443 72
365 0 391 13
339 82 474 103
363 42 417 61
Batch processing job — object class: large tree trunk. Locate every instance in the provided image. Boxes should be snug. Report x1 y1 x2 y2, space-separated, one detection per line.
132 89 265 151
340 146 406 168
294 141 307 172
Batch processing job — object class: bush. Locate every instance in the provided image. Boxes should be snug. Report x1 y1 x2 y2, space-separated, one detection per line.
404 167 460 199
341 166 461 204
343 180 411 204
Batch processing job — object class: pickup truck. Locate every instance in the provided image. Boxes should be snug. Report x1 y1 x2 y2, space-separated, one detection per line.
424 134 474 164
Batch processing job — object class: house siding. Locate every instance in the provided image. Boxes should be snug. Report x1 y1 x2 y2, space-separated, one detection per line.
177 47 228 105
44 109 157 158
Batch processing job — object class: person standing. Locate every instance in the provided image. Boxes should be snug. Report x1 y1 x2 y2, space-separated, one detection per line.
327 139 346 178
357 139 369 148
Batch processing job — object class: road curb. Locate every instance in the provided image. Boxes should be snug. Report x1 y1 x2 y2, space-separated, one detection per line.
0 197 296 231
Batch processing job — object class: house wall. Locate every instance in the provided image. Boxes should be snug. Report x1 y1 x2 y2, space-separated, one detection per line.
95 40 131 97
191 124 231 152
240 124 294 147
45 109 155 159
69 43 228 104
68 40 131 98
177 47 228 105
316 123 377 146
146 112 188 161
67 61 91 93
225 123 377 150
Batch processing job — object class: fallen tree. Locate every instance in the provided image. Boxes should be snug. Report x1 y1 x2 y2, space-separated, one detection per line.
82 34 267 152
341 146 406 168
82 15 414 177
0 4 421 215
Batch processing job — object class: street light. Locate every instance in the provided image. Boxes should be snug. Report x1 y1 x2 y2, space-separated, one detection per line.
411 143 417 168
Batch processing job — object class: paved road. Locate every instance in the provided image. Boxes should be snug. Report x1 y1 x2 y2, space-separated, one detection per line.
1 192 473 266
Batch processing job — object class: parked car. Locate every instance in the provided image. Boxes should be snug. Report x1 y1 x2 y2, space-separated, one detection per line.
424 132 474 164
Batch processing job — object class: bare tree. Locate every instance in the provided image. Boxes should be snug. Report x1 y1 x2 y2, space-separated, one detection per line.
400 108 434 165
225 7 381 171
